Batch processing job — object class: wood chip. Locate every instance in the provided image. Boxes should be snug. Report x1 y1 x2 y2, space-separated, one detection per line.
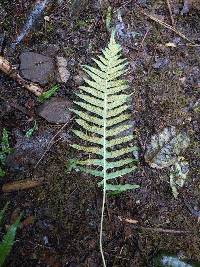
118 216 138 224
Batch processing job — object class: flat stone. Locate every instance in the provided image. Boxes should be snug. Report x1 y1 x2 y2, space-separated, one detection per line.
20 52 55 85
37 97 72 124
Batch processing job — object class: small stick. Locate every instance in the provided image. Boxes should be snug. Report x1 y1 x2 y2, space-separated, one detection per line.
140 28 151 48
140 9 198 46
0 56 43 96
130 225 189 234
139 226 189 234
166 0 175 26
2 178 44 192
119 216 189 234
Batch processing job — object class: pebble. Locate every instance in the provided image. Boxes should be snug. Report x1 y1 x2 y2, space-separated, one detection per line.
56 56 70 83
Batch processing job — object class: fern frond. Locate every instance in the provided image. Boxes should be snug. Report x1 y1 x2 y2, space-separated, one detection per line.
71 32 138 267
71 32 138 188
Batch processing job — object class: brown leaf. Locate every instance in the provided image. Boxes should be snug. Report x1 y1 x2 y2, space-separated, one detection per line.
2 179 44 192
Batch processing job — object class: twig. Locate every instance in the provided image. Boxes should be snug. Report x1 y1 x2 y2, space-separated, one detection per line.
139 226 189 234
127 224 189 234
119 216 189 234
140 28 151 48
0 56 43 96
140 9 199 46
166 0 175 26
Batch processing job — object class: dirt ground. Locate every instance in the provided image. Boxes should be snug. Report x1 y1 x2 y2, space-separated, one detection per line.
0 0 200 266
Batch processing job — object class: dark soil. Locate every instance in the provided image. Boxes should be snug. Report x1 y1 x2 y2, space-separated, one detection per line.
0 0 200 266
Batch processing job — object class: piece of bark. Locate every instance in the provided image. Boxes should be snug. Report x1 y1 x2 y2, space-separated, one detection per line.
2 178 44 192
0 55 43 96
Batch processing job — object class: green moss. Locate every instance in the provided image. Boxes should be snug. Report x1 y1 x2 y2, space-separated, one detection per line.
74 18 93 30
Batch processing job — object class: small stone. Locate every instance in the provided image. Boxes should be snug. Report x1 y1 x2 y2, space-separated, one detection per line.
137 0 147 6
56 56 70 83
37 97 72 124
74 73 84 86
44 16 50 22
20 52 55 85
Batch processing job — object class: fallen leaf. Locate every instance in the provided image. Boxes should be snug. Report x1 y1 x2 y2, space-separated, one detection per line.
145 126 190 169
2 179 44 192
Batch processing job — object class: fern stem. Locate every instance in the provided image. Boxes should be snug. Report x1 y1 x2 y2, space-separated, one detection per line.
100 76 108 267
100 182 106 267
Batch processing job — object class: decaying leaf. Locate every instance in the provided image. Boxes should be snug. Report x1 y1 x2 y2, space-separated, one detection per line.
145 126 190 169
2 178 44 192
170 156 189 198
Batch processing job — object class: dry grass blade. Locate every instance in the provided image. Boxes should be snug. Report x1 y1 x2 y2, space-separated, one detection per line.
166 0 175 26
141 10 199 46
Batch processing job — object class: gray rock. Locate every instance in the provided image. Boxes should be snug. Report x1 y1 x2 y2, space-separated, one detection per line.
6 128 70 171
37 97 72 124
181 0 191 14
20 52 55 85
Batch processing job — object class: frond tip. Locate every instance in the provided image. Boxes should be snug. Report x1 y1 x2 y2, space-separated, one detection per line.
71 32 138 193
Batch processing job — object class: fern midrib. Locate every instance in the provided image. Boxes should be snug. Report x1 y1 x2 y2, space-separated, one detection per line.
100 56 111 267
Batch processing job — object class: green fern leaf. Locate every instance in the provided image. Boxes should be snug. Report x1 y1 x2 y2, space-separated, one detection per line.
103 183 139 192
71 32 138 190
0 214 22 267
0 203 9 225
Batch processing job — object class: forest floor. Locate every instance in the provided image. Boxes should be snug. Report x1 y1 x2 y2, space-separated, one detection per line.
0 0 200 266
